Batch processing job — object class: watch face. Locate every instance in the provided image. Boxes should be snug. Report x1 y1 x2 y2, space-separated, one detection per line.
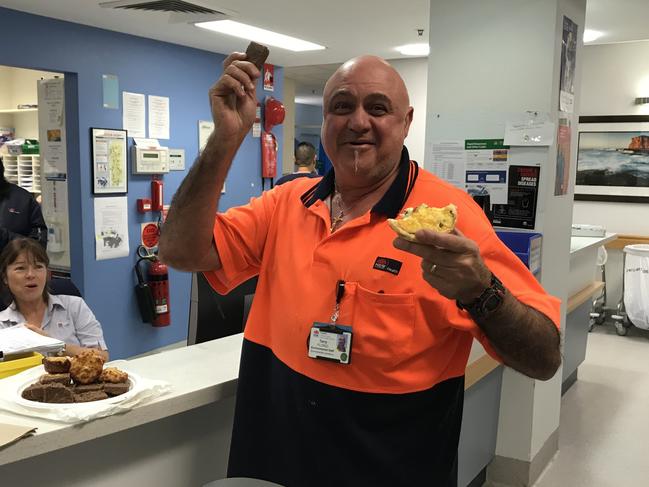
483 293 503 313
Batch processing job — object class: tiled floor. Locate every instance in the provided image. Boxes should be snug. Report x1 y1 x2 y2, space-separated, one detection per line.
533 323 649 487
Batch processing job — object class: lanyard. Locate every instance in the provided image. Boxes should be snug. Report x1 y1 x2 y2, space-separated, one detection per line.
330 280 346 324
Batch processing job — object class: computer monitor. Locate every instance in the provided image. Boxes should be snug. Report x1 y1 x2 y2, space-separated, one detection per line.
187 273 258 345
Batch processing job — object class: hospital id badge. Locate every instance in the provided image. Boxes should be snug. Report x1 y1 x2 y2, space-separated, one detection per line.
307 322 353 365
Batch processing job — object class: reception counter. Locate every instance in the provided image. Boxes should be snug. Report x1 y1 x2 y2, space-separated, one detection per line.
562 233 617 393
0 335 500 487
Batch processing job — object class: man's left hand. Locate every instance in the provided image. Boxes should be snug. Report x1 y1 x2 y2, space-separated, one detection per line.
393 228 492 303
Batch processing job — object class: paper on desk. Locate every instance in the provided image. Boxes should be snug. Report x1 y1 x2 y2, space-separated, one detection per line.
0 422 36 448
0 325 65 356
0 365 172 424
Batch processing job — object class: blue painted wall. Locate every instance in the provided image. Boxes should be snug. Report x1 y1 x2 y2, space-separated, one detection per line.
295 103 323 150
0 7 283 358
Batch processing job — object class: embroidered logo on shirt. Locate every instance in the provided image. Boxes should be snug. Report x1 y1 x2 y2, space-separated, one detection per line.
373 257 402 275
8 208 21 214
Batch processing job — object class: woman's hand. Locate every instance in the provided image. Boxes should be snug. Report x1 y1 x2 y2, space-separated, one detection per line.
24 324 49 337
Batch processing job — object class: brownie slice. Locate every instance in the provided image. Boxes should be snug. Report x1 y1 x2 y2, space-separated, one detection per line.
74 382 104 393
42 383 74 403
39 373 71 386
103 382 130 396
42 356 71 374
245 41 269 70
74 391 109 403
21 383 46 402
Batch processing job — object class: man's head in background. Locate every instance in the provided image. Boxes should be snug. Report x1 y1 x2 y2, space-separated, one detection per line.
294 142 317 173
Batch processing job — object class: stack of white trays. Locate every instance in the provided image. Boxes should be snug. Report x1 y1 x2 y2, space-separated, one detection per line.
2 154 20 184
18 154 34 192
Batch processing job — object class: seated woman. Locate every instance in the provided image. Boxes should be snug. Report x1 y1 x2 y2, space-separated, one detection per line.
0 238 109 360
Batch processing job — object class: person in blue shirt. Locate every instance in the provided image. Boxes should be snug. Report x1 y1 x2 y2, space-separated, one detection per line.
275 141 320 185
0 238 108 360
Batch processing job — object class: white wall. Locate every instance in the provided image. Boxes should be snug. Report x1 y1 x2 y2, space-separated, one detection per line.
0 66 60 141
389 58 428 164
581 41 649 117
283 77 296 175
577 41 649 234
576 41 649 305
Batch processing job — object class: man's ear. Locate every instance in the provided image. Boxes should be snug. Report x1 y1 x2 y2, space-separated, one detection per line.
403 107 414 137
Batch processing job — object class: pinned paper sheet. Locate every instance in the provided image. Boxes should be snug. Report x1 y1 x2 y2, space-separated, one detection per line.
504 113 555 146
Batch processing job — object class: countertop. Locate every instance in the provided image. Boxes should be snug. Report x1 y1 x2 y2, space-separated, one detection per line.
570 233 618 254
0 333 495 467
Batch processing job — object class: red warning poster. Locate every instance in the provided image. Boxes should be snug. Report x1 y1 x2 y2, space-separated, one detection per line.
263 63 274 92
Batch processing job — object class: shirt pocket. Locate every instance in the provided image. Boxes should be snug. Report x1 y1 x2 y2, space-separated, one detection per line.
347 282 416 368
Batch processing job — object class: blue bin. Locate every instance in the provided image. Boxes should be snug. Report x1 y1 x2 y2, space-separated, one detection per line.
496 231 542 274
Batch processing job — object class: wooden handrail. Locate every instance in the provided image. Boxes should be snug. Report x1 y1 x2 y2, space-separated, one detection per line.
606 234 649 250
567 281 604 314
465 354 500 390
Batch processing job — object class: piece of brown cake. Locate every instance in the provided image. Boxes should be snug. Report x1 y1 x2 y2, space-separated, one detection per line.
74 390 109 403
39 373 71 386
42 383 74 403
245 41 269 70
103 382 130 397
74 382 104 393
21 383 46 402
42 356 71 374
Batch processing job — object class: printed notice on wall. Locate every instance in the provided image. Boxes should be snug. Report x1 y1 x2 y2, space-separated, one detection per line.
38 78 66 178
123 92 145 138
198 120 214 153
559 16 578 113
492 165 540 229
465 139 509 205
555 118 572 195
94 196 129 261
431 140 466 188
148 95 169 139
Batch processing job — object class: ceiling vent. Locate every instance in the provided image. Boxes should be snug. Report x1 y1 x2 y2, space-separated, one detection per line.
100 1 233 23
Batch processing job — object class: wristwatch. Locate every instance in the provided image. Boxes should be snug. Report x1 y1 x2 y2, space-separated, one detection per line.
457 273 506 320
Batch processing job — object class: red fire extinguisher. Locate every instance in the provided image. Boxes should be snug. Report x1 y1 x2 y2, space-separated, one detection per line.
151 177 163 212
261 131 278 179
148 258 170 327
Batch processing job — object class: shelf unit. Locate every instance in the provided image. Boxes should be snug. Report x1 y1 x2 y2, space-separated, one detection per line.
2 154 41 193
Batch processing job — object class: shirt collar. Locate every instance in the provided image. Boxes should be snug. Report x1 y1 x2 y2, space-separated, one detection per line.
4 295 64 327
48 294 66 311
300 146 419 219
9 295 65 312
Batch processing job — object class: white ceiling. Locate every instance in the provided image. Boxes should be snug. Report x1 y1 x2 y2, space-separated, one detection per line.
2 0 649 105
585 0 649 44
0 0 429 67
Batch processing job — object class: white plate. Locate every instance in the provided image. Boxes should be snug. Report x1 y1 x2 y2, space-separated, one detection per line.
15 370 140 410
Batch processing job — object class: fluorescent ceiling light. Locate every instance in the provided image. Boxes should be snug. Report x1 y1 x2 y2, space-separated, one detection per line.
583 30 603 43
196 20 325 52
395 43 430 56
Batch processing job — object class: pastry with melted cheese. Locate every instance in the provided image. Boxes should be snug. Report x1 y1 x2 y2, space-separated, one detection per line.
388 203 457 241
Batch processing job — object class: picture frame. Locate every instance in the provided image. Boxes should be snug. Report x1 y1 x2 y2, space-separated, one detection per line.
575 115 649 202
90 127 128 195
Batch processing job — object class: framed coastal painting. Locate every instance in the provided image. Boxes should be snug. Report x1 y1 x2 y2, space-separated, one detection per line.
576 116 649 202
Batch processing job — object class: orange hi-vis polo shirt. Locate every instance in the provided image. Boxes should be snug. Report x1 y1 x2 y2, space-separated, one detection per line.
204 147 560 486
